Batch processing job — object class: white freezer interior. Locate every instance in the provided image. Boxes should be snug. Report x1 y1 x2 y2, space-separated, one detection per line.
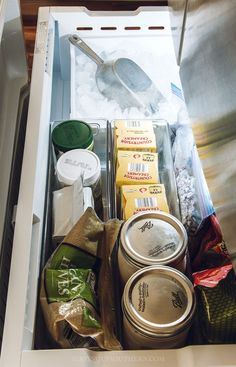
1 6 236 367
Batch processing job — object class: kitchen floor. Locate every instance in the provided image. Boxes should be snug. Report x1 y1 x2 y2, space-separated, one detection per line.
20 0 167 76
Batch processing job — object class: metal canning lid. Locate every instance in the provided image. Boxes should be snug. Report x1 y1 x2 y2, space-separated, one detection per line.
56 149 101 186
120 211 187 267
123 265 196 336
52 120 94 152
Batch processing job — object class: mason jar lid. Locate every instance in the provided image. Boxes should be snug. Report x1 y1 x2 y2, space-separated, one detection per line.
120 211 187 267
56 149 101 186
123 265 196 336
52 120 94 152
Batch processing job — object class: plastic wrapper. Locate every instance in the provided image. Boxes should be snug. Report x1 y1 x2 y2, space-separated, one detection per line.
40 208 123 350
193 265 236 343
191 216 234 345
172 109 214 235
189 214 230 272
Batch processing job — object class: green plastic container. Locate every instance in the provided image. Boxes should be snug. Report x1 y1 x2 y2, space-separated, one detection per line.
52 119 94 153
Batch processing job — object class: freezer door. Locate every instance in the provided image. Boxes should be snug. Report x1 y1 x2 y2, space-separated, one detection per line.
0 0 28 350
0 5 55 365
173 0 236 268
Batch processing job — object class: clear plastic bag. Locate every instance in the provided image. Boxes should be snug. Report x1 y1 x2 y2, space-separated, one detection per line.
172 108 214 234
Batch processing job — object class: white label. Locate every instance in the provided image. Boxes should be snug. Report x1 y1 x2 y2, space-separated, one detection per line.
128 163 149 173
125 120 142 128
135 197 158 208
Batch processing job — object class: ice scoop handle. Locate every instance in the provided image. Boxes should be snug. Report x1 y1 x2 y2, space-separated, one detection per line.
69 34 104 66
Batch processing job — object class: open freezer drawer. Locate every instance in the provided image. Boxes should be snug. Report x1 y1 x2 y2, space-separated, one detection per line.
0 0 28 349
0 6 235 367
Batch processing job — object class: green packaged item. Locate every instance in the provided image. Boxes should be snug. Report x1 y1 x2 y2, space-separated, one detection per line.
40 207 123 350
45 268 96 305
194 265 236 343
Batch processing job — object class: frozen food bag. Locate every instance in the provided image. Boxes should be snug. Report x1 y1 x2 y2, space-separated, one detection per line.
40 207 123 350
189 214 230 272
193 264 236 343
172 121 214 235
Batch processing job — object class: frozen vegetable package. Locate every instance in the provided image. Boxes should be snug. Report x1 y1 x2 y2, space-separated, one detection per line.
40 208 123 350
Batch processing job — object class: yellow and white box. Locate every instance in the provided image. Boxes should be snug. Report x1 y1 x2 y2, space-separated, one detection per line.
114 119 157 153
121 184 169 220
116 131 157 153
116 150 159 187
115 119 155 134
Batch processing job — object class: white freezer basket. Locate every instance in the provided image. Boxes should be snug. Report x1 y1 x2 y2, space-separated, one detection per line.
0 6 235 367
69 9 181 121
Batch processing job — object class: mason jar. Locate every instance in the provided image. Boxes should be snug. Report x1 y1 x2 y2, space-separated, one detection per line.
122 265 196 349
118 211 188 284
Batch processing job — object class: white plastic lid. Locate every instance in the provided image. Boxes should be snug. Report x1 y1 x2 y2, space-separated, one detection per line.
56 149 101 186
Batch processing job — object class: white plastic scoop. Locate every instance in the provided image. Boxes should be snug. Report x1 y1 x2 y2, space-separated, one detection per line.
69 34 164 114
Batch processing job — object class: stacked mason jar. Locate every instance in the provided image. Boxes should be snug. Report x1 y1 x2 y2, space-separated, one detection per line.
114 120 196 350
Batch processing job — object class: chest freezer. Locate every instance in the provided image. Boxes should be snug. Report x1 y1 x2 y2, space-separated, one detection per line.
0 2 236 367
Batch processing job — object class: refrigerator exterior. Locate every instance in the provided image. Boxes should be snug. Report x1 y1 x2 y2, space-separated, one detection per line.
0 0 28 348
169 0 236 268
0 4 236 367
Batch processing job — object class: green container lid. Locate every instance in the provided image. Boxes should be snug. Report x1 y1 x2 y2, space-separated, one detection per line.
52 120 94 153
